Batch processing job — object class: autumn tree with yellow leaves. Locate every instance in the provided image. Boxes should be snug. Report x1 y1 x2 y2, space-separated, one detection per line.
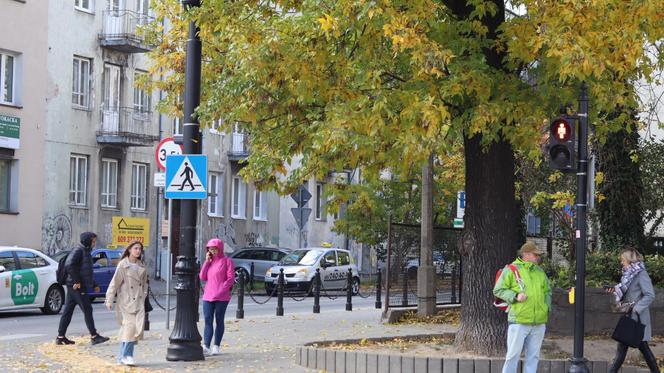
148 0 663 355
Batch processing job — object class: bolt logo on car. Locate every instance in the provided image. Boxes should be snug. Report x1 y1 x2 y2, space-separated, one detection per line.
11 269 39 305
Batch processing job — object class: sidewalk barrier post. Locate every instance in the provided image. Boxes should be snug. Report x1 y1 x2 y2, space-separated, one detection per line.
375 268 382 309
313 268 321 314
346 268 353 311
451 260 457 304
144 309 150 331
276 268 284 316
402 265 408 307
236 271 245 319
249 262 255 291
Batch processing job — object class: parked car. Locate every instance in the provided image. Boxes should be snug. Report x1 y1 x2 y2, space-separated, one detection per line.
229 247 291 284
264 248 360 296
0 246 64 314
50 248 123 301
405 253 450 279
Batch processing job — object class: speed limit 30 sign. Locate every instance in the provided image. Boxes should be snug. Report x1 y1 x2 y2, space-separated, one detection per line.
155 137 183 171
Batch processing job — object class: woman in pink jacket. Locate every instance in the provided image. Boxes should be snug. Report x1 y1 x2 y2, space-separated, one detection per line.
199 238 235 355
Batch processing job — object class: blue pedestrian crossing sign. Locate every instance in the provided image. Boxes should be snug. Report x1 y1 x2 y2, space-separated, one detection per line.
165 155 208 199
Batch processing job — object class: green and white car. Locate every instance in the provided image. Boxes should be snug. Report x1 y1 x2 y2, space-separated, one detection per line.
0 247 65 314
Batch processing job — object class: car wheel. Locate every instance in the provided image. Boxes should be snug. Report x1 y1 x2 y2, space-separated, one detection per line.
235 268 249 284
41 285 64 315
351 277 360 296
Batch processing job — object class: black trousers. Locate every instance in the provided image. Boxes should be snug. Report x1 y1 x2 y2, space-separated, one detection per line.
57 286 97 337
608 341 660 373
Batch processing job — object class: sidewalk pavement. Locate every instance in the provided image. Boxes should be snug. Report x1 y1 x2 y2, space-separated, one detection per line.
2 307 452 372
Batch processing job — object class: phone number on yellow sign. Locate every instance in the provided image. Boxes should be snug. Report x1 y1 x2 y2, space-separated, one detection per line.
116 236 145 243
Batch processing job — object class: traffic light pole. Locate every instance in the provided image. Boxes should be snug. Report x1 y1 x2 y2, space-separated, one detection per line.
569 84 590 373
166 0 204 362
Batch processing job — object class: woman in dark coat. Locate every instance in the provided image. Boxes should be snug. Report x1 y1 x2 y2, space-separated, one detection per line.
607 247 659 373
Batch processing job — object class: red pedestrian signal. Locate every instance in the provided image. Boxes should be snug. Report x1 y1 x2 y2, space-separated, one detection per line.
547 116 576 171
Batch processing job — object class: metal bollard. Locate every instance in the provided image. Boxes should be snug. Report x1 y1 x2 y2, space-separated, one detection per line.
346 267 353 311
250 262 255 291
144 310 150 331
402 266 408 307
450 261 457 304
313 269 321 314
276 268 284 316
236 270 245 319
375 268 382 309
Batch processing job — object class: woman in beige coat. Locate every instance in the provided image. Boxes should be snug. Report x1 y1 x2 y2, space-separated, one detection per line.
105 241 148 366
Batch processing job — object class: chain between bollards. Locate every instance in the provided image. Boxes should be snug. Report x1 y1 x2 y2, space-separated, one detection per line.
313 269 321 314
236 270 245 319
375 268 382 309
346 267 353 311
276 268 284 316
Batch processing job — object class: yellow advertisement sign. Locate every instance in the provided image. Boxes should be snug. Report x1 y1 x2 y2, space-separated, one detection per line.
112 216 150 247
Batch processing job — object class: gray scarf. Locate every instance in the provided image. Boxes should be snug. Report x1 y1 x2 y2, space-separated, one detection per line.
614 261 644 303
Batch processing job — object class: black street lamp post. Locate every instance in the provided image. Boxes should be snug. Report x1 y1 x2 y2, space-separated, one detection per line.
166 0 204 362
569 84 590 373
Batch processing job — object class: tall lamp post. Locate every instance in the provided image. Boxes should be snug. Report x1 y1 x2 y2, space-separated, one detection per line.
166 0 204 361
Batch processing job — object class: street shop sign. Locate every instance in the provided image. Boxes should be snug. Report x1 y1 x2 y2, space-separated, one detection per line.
0 114 20 149
112 216 150 246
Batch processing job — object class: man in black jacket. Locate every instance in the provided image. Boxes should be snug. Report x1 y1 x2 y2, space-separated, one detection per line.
56 232 109 345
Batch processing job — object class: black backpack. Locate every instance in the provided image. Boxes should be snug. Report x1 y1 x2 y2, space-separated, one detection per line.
56 251 71 285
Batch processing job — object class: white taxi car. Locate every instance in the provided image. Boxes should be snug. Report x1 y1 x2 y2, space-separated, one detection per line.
0 247 64 314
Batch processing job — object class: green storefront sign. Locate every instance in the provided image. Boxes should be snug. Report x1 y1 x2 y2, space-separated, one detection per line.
0 114 20 149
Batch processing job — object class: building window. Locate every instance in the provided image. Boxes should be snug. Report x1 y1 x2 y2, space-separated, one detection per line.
69 155 88 206
253 190 267 221
209 119 224 135
1 52 16 105
0 159 11 212
133 72 150 113
173 117 182 136
231 176 246 218
72 56 91 109
208 173 224 217
315 183 325 220
74 0 93 12
101 158 118 208
131 163 147 210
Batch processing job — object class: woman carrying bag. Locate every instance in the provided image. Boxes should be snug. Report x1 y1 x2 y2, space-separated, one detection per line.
105 241 149 366
606 247 659 373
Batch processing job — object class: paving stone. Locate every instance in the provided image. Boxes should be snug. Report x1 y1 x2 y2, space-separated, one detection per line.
389 355 402 373
346 351 357 373
443 358 459 373
491 359 505 373
620 367 638 373
366 353 379 373
537 360 551 373
401 356 414 373
326 349 336 372
378 354 390 373
317 348 326 370
475 359 490 373
550 360 566 373
591 360 607 373
428 357 443 373
414 357 428 373
336 350 346 373
308 347 317 369
459 359 474 373
295 347 301 366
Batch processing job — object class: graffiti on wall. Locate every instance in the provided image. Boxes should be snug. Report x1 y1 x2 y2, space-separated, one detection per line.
42 214 73 256
215 221 237 249
244 232 265 247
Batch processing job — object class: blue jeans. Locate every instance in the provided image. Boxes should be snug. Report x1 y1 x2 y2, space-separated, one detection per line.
118 341 135 361
203 300 229 348
502 323 546 373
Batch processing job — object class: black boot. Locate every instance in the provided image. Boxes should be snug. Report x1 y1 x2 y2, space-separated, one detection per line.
639 342 661 373
608 342 628 373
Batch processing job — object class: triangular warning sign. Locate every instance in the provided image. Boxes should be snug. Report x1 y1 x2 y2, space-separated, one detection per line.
166 156 205 193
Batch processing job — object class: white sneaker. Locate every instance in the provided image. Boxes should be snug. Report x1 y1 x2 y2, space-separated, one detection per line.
203 346 212 356
121 356 135 366
211 345 220 355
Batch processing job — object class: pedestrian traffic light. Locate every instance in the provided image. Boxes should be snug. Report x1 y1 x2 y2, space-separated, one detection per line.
547 116 575 171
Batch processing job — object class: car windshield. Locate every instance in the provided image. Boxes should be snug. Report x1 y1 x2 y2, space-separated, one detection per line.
279 249 324 266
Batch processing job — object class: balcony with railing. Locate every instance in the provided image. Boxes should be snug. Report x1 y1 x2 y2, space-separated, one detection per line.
227 132 250 161
99 10 154 53
96 107 159 146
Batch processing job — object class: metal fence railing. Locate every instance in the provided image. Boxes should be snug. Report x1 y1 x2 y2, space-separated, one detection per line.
97 106 159 145
100 10 154 45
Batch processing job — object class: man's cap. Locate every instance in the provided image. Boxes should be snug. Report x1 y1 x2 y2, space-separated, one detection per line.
519 241 544 256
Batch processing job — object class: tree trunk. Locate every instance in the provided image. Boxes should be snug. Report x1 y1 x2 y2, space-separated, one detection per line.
453 134 523 356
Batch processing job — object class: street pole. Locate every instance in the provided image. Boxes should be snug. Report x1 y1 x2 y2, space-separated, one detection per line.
569 83 590 373
418 153 435 316
166 0 204 361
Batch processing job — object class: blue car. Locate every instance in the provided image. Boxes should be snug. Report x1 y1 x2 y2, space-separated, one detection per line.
50 248 123 300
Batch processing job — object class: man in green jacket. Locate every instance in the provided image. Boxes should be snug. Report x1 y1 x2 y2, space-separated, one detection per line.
493 241 551 373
